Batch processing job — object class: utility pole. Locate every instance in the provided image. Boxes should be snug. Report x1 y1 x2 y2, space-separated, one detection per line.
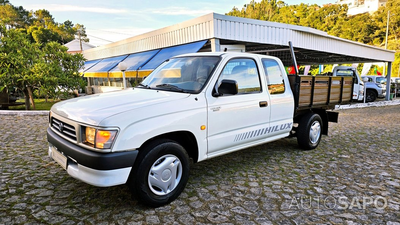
385 10 390 50
383 10 389 76
384 10 391 101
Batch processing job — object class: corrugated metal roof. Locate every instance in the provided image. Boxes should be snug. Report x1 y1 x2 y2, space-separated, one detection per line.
79 59 101 73
64 39 95 52
84 55 128 78
83 40 208 78
139 40 208 71
83 13 395 65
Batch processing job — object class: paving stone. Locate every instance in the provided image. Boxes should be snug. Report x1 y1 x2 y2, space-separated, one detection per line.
207 212 229 223
1 105 400 224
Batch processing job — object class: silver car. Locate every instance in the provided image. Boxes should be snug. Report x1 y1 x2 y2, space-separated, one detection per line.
391 78 400 96
361 75 387 102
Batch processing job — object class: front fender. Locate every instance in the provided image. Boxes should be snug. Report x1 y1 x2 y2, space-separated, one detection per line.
110 95 208 162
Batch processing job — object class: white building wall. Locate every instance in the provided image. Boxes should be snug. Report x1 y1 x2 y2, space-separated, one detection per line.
336 0 387 15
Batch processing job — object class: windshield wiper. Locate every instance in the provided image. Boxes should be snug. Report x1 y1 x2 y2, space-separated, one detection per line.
156 84 188 93
137 83 151 89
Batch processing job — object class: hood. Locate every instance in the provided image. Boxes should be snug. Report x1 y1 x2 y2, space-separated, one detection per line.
51 88 190 125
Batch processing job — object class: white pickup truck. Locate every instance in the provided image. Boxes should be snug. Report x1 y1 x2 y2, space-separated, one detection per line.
330 66 364 101
47 52 353 206
328 66 387 102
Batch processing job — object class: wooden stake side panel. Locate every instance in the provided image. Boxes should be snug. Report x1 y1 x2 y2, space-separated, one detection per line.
288 75 353 108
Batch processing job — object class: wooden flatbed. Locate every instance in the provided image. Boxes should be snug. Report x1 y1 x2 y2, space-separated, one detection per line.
288 75 354 112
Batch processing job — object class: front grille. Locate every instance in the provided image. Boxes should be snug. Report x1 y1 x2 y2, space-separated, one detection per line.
51 118 77 141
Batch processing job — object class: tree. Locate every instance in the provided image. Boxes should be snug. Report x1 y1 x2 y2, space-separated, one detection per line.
226 0 400 76
74 24 89 51
271 4 298 25
0 4 20 28
226 0 279 21
373 0 400 48
28 9 75 45
1 2 88 46
0 26 85 109
32 9 54 26
28 25 60 44
34 42 85 100
0 26 42 109
0 1 32 29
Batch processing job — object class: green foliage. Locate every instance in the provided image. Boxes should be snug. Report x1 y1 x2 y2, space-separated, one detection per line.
0 1 88 45
28 25 60 44
0 1 88 109
0 26 41 87
227 0 400 76
34 41 85 99
394 52 400 77
0 4 19 26
0 26 85 109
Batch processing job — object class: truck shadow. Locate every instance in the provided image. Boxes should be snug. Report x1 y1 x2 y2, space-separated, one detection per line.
189 137 301 179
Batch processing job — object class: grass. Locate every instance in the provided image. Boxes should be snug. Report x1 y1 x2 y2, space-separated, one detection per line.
8 99 60 111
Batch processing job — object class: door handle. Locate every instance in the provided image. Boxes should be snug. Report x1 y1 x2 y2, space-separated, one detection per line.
259 101 268 107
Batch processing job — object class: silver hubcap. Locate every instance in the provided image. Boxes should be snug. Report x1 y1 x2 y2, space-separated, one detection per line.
148 154 182 196
309 121 321 144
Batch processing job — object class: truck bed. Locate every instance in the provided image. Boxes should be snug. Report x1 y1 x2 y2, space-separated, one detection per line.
288 75 354 111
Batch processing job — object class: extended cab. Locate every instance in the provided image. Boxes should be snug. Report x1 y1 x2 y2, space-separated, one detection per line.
47 52 353 207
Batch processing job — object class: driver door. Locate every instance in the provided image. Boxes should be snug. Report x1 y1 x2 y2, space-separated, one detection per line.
206 57 271 157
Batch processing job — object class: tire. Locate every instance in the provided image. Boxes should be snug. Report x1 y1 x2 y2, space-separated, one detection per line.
365 89 377 102
297 113 323 150
129 139 190 207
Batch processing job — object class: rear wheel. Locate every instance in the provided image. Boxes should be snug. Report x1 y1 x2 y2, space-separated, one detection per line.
129 139 190 207
297 113 322 150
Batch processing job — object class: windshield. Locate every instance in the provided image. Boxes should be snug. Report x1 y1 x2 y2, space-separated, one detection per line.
376 77 386 84
139 56 220 93
336 70 354 77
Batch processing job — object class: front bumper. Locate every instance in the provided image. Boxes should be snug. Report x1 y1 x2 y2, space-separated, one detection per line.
47 128 138 187
378 89 387 98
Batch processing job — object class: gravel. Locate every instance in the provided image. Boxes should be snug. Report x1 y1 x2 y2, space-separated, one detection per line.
1 104 400 224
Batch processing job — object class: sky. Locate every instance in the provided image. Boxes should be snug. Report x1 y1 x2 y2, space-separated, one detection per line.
11 0 336 47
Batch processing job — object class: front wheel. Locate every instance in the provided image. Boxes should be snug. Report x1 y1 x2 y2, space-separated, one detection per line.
297 113 323 150
129 139 190 207
365 89 377 102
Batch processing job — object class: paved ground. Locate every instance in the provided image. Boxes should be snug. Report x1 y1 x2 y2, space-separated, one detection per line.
1 105 400 225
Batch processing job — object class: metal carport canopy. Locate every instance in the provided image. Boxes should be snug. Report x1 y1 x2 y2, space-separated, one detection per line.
210 13 395 66
83 13 395 66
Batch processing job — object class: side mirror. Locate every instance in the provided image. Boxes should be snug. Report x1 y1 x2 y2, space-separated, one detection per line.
362 77 369 82
215 79 238 96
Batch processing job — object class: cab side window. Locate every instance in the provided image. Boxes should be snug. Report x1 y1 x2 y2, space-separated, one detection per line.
219 58 261 94
262 59 285 94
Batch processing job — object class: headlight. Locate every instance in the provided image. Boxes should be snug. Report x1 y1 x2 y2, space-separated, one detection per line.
376 84 382 88
85 127 96 145
83 127 118 149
